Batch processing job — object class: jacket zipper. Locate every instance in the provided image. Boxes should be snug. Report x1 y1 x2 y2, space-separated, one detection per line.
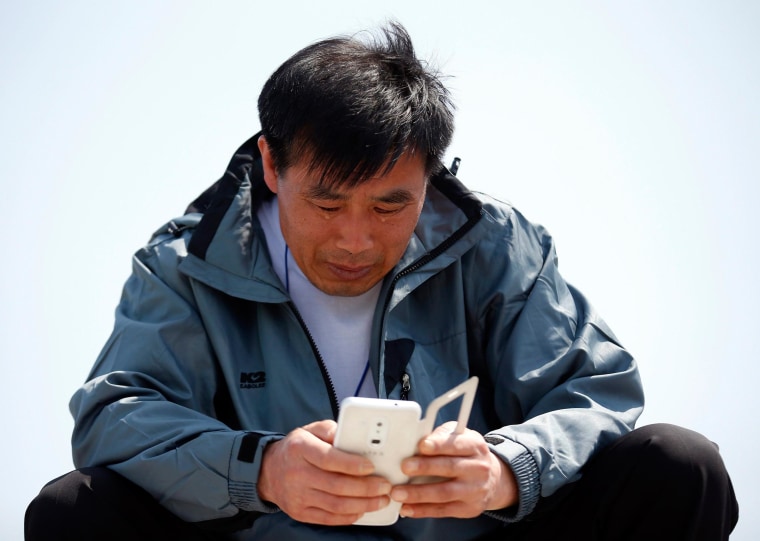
401 373 411 400
288 301 340 419
377 208 484 397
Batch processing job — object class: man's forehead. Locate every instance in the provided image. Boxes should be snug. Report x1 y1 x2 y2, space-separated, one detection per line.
302 182 418 203
286 154 427 198
284 145 426 184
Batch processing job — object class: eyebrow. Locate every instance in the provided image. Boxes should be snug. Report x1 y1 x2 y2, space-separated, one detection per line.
304 185 415 205
304 185 347 201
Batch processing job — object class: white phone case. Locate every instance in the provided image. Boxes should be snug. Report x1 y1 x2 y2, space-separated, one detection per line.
333 397 421 525
333 376 478 526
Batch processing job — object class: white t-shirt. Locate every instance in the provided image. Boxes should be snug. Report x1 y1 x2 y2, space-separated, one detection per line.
258 197 380 401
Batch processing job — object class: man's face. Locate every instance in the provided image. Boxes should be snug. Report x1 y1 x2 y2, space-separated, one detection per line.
259 137 428 297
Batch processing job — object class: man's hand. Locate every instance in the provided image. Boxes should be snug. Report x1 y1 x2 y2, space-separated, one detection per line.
257 420 392 525
390 421 518 519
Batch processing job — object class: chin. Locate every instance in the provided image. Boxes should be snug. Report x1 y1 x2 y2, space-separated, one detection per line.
315 278 378 297
321 285 371 297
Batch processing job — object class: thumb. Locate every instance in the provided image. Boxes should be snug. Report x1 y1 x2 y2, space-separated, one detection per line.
419 421 459 454
302 419 338 444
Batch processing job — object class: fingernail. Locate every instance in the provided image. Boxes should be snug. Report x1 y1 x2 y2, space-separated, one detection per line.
392 487 408 502
400 504 414 517
419 439 435 453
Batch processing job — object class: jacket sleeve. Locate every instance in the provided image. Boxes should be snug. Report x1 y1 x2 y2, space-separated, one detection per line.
69 228 281 523
474 207 644 522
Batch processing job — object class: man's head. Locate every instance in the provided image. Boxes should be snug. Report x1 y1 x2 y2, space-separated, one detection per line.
257 21 454 188
257 22 454 297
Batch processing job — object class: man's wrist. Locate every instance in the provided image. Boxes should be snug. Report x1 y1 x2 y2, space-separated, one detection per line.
256 439 280 504
487 453 519 511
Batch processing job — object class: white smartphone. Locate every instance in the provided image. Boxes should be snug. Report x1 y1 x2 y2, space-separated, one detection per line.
333 397 422 525
333 376 479 526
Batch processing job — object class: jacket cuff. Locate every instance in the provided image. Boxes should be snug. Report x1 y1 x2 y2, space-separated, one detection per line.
228 431 284 513
484 434 540 522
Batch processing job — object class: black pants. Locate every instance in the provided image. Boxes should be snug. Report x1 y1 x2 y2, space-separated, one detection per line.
25 423 738 540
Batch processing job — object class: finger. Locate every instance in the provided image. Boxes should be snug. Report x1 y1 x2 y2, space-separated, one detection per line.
393 481 482 519
417 426 489 457
289 483 393 525
295 507 363 526
309 488 392 516
402 455 471 479
399 500 477 519
294 491 392 527
310 471 392 499
269 462 391 520
421 421 458 448
430 420 459 436
295 425 376 476
394 477 492 520
392 477 464 505
310 444 378 477
301 419 339 443
286 497 369 526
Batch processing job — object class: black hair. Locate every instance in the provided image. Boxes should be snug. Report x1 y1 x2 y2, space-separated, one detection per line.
257 21 455 187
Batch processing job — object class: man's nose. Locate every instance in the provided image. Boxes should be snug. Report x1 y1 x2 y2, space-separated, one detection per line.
335 212 374 254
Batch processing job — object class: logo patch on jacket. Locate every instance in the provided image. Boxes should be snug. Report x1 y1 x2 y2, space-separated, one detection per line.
240 371 266 389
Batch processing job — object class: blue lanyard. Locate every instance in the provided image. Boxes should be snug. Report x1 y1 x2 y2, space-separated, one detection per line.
353 359 371 397
285 245 371 398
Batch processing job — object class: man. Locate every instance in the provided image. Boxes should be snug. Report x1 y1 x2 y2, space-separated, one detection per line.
26 22 738 540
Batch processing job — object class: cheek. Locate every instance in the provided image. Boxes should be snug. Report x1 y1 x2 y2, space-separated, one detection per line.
280 213 314 250
380 219 418 255
293 217 335 254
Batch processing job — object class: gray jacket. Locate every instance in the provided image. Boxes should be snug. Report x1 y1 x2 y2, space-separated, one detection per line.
70 134 644 540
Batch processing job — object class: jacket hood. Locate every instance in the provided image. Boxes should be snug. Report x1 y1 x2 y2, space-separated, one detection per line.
177 133 487 302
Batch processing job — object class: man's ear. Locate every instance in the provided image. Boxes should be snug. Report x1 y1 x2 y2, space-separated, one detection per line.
258 136 279 194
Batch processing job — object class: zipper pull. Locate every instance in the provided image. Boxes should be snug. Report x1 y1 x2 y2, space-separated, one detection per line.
401 373 411 400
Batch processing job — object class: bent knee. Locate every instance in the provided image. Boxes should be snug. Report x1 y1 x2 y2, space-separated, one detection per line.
26 467 134 539
628 423 730 487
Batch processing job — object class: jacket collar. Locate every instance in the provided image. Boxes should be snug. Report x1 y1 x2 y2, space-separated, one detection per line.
178 133 486 301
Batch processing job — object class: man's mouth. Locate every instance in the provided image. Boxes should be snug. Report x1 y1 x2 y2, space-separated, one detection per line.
326 262 373 281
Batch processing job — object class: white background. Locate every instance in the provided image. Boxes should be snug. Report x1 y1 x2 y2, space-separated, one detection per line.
2 1 758 539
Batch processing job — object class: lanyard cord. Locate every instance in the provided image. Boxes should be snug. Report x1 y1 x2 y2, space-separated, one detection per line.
353 359 371 397
284 245 371 397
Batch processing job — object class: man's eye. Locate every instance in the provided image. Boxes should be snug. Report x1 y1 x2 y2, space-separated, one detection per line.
316 205 340 213
375 206 402 215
